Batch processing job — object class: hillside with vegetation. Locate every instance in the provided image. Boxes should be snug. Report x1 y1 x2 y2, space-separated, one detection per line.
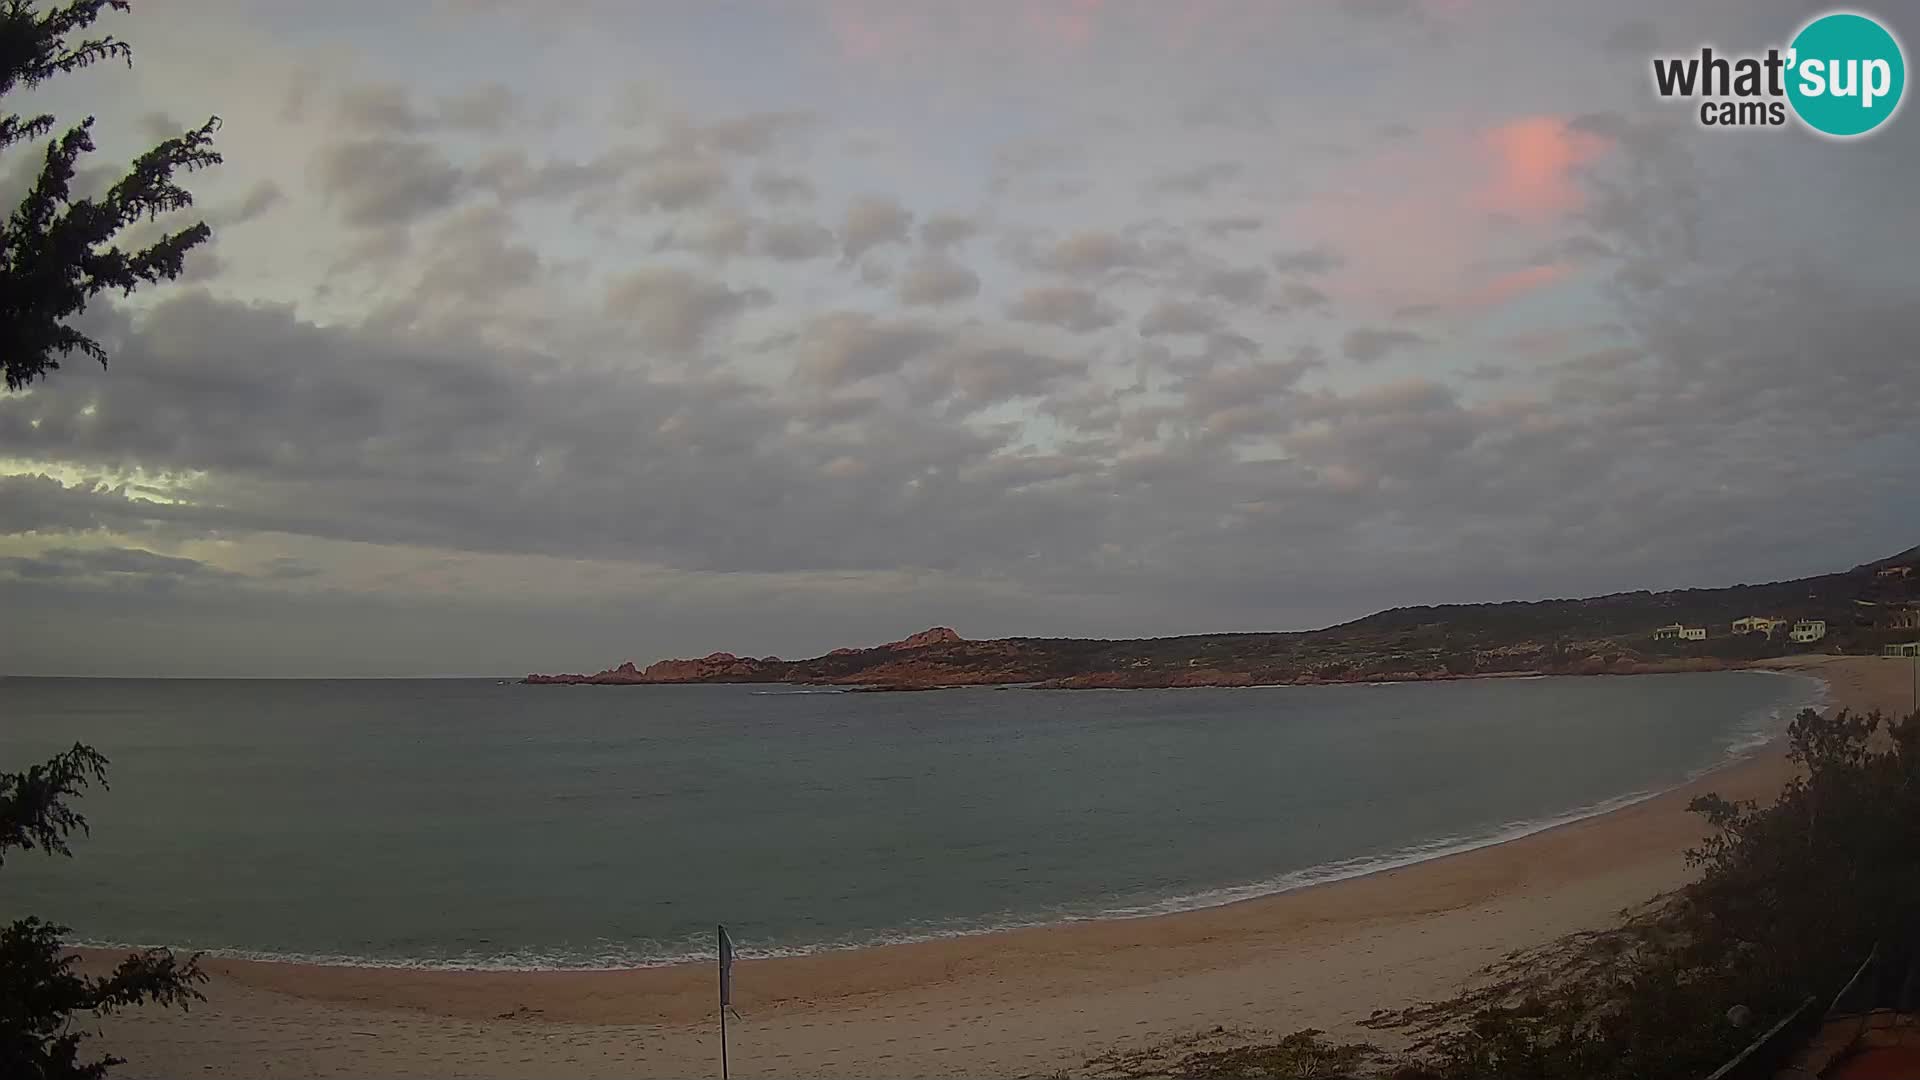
527 546 1920 688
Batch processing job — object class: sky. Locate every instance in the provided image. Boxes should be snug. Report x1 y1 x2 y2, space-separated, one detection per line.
3 0 1917 677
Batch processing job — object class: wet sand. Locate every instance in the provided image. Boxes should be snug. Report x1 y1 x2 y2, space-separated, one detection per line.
85 654 1916 1078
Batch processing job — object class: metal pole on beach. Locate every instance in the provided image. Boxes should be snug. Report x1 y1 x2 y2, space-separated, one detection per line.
718 924 731 1080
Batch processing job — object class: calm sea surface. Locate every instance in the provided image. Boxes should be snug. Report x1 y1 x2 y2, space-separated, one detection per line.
0 671 1821 968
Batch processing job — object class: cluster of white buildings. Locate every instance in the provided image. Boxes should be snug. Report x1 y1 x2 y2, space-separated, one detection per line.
1652 617 1826 644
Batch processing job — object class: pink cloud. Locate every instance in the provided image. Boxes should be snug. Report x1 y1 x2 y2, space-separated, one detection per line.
1473 263 1573 308
1284 115 1608 316
1478 116 1610 219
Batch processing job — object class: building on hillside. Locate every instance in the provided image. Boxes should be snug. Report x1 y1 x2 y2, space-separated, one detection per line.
1889 607 1920 631
1876 565 1913 579
1790 619 1828 644
1883 642 1920 658
1732 616 1787 636
1654 623 1706 641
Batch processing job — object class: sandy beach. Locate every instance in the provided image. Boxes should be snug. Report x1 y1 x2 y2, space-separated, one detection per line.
80 655 1916 1079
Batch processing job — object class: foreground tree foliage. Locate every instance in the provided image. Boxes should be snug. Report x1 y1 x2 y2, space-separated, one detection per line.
1 745 207 1079
1 0 221 390
3 3 215 1075
1090 706 1920 1080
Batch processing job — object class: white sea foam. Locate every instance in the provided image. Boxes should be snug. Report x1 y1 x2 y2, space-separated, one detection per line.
1708 670 1828 764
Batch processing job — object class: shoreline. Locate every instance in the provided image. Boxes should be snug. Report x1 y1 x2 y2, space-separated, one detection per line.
85 654 1915 1079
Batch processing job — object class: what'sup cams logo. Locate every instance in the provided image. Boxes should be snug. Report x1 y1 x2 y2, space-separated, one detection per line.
1651 10 1906 138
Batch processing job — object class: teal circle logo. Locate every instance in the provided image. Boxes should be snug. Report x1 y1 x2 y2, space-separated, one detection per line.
1787 12 1906 137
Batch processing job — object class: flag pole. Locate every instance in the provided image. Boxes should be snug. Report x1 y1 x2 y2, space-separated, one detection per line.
718 924 730 1080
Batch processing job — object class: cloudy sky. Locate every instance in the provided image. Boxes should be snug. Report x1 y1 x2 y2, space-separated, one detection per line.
3 0 1916 676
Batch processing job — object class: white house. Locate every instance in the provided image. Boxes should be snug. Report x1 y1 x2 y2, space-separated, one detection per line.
1732 616 1786 636
1883 642 1920 658
1654 623 1707 641
1789 619 1827 644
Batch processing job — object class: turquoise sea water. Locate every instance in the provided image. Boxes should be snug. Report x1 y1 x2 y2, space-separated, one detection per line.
0 671 1822 969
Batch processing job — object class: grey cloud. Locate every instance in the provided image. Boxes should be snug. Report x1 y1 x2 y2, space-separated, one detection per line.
1196 266 1268 305
437 82 518 131
604 267 769 351
1275 282 1331 311
920 214 979 250
1139 298 1222 337
1176 356 1318 439
920 346 1086 414
0 474 176 536
472 148 639 203
1272 246 1344 276
1202 215 1265 237
1604 20 1659 55
136 110 189 142
634 158 731 211
363 205 543 333
896 255 981 307
338 81 520 133
1147 161 1244 196
1340 0 1418 19
751 169 816 204
657 210 755 261
215 180 285 227
759 219 836 261
1036 230 1155 276
991 138 1093 202
993 137 1079 177
336 83 427 133
688 112 816 156
791 313 942 387
315 138 466 227
611 81 658 128
858 258 893 287
0 547 240 589
1176 101 1274 133
263 556 322 581
1006 286 1117 333
1342 327 1429 364
842 195 912 261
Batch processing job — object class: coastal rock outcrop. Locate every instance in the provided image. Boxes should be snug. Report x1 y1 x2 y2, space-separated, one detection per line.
883 627 963 650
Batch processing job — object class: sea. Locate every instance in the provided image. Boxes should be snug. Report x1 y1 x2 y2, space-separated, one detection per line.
0 670 1824 970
